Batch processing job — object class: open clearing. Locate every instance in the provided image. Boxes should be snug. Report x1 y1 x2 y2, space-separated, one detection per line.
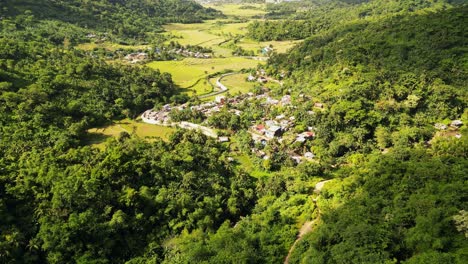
86 119 175 148
147 57 262 95
76 42 150 51
205 4 266 18
237 39 304 54
214 73 258 95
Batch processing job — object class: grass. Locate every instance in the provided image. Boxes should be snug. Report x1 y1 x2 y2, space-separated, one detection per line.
218 73 257 95
147 57 262 95
163 21 241 57
237 39 304 54
86 119 175 148
205 4 267 18
76 42 150 51
235 154 272 178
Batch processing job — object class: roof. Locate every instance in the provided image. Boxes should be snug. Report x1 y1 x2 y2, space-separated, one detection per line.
268 125 281 132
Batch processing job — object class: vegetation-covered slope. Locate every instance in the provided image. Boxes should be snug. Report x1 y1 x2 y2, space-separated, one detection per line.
266 6 467 159
1 0 222 40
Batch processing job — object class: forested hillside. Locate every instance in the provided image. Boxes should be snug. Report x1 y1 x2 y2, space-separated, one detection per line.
248 0 459 41
1 0 222 40
266 6 467 159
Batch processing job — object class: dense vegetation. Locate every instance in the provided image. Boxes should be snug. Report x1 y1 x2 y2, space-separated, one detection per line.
248 0 458 41
1 0 467 263
266 6 467 159
1 0 222 42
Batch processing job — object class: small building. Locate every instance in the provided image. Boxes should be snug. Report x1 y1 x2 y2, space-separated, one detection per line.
455 134 462 139
265 125 282 138
261 46 273 55
304 152 315 159
218 136 230 143
314 102 324 109
215 95 226 104
258 76 267 83
276 114 286 120
253 124 266 134
247 75 256 82
281 95 291 105
434 123 447 130
296 136 307 143
265 97 279 105
291 155 302 164
451 120 463 128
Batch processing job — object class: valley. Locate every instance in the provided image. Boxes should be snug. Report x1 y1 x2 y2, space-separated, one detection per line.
1 1 466 263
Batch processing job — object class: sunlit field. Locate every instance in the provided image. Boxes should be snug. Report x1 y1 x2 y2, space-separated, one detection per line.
86 119 175 148
147 57 262 95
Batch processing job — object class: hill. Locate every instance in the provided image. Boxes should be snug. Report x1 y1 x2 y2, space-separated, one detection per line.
1 0 223 40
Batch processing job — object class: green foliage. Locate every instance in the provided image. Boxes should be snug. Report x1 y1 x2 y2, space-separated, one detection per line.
289 138 468 263
1 0 223 41
267 6 467 159
0 131 257 263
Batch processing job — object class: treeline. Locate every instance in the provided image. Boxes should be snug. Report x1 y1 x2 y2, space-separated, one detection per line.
266 6 467 159
1 0 223 41
247 0 454 41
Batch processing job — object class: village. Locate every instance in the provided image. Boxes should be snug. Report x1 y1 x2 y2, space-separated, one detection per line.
141 71 321 164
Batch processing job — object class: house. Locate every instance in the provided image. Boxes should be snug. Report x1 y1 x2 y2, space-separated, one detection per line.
304 152 315 159
261 46 273 55
296 131 314 143
451 120 463 128
254 124 266 134
265 125 282 138
276 114 286 120
124 52 148 63
434 123 447 130
219 136 230 143
290 155 302 164
215 95 226 104
247 75 256 82
258 76 267 83
281 95 291 105
314 102 324 109
265 120 278 128
296 136 307 143
265 97 279 105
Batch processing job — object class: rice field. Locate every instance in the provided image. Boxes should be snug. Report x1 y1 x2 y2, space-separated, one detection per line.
147 57 262 95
